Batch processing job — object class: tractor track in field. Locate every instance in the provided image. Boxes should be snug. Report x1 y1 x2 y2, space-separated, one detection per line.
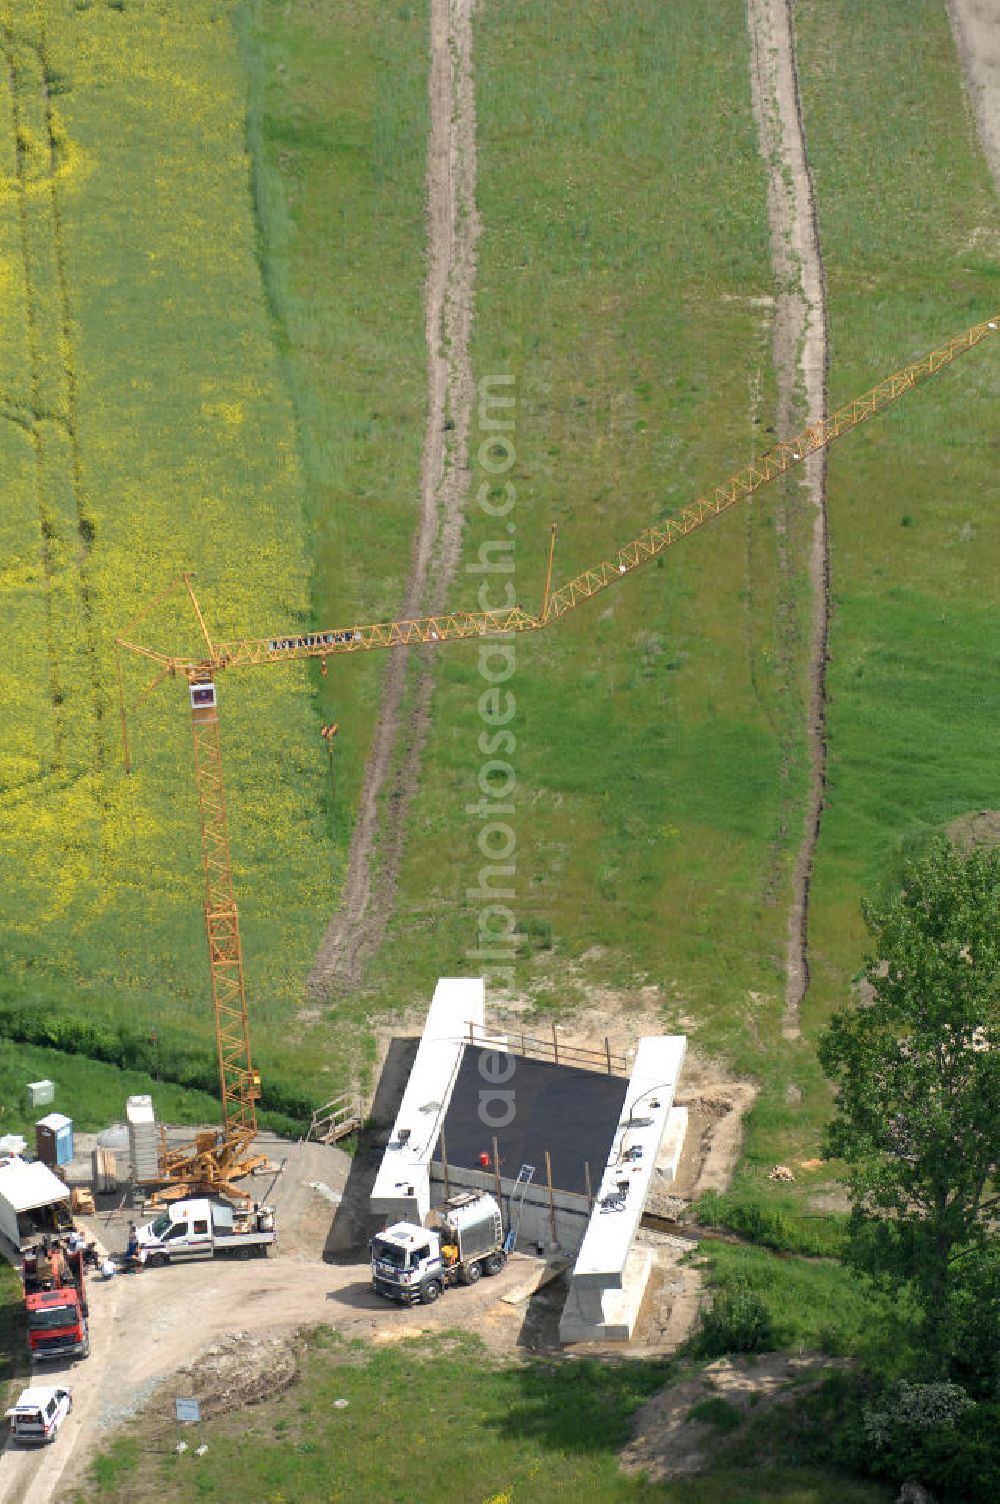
36 4 106 772
2 6 65 765
307 0 480 1000
747 0 830 1040
947 0 1000 190
1 4 104 788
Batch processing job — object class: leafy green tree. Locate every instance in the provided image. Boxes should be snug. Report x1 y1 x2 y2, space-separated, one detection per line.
819 837 1000 1373
948 1244 1000 1398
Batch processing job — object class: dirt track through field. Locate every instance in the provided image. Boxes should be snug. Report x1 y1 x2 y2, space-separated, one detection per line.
746 0 829 1040
948 0 1000 187
307 0 480 1001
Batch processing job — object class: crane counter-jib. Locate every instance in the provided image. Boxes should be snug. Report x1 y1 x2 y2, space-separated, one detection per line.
209 604 545 672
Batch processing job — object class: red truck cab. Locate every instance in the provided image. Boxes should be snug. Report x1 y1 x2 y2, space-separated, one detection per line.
22 1245 91 1362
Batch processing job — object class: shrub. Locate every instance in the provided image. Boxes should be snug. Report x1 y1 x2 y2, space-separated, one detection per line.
687 1396 742 1433
785 1373 1000 1504
0 1001 313 1132
860 1387 1000 1504
693 1274 777 1358
514 918 552 954
695 1187 846 1258
863 1380 974 1447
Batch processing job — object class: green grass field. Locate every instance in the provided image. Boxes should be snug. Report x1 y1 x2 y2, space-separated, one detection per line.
72 1328 891 1504
0 1037 219 1140
0 0 360 1114
793 0 1000 1031
367 0 804 1047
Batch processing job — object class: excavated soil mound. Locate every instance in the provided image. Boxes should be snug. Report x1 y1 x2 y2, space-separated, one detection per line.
620 1352 847 1482
170 1330 300 1417
946 809 1000 853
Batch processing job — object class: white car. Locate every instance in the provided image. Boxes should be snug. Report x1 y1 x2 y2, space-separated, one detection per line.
5 1385 73 1445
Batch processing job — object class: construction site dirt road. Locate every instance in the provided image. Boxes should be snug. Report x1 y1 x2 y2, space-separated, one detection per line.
0 1139 538 1504
0 1051 759 1504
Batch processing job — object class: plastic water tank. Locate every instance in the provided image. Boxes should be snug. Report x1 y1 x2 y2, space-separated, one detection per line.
26 1080 55 1108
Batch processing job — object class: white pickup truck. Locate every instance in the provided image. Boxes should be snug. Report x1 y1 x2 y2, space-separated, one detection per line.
136 1199 276 1265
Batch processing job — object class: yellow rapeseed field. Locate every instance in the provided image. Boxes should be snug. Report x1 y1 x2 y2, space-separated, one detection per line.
0 1 336 1083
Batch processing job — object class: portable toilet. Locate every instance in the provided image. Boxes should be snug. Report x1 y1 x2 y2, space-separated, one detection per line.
35 1113 74 1169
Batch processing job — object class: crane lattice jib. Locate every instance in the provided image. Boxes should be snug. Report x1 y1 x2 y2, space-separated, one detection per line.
118 313 998 678
116 606 542 678
541 313 999 622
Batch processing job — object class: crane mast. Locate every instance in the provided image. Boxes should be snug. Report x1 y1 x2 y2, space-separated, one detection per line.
189 677 255 1143
152 676 265 1200
116 313 998 1201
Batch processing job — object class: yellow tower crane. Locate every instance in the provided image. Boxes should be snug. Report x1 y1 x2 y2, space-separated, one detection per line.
116 313 998 1200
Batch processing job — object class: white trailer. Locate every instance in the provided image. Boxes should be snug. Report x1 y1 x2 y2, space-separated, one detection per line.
136 1199 275 1264
0 1157 72 1252
371 1191 506 1305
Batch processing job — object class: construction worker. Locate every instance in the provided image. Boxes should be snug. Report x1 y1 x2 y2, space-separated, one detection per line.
441 1242 459 1267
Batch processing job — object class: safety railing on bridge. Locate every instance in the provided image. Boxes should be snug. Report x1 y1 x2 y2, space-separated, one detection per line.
463 1018 628 1076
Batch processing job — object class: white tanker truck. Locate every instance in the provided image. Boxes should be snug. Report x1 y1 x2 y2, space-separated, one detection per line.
371 1191 506 1306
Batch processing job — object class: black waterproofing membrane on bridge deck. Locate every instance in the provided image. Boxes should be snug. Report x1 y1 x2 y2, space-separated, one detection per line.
437 1047 628 1198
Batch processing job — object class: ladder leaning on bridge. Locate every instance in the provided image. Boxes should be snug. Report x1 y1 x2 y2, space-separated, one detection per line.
504 1164 537 1254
